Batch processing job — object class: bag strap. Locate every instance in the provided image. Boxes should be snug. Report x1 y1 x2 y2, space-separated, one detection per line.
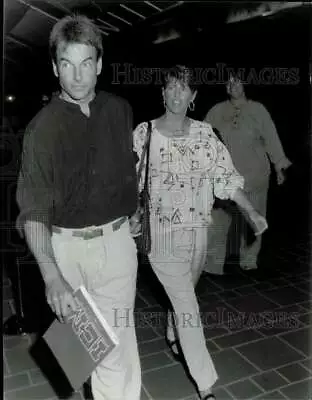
143 121 152 191
137 121 152 187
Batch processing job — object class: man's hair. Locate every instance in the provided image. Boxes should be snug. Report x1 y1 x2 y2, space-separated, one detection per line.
162 65 198 93
49 14 103 62
226 71 245 86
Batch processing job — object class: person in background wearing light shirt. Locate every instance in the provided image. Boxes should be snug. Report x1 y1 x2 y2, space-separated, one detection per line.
204 74 292 273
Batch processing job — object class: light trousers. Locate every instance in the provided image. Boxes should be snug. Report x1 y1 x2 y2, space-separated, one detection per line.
51 219 141 400
149 218 218 392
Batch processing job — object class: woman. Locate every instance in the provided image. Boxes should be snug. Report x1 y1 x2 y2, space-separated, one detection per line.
131 65 267 399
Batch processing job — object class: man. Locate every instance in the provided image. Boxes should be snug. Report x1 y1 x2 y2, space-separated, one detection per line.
16 15 141 400
204 74 292 273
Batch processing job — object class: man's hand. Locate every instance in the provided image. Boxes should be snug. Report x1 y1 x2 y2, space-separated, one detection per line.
249 210 268 236
275 158 292 185
46 275 77 323
276 168 286 185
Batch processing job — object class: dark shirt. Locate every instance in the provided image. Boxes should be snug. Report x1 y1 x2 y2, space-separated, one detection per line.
16 91 138 229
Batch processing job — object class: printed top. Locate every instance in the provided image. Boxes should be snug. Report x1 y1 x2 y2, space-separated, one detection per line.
133 119 244 226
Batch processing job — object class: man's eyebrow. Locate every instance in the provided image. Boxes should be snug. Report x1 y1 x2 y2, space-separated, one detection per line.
81 57 93 63
59 56 93 63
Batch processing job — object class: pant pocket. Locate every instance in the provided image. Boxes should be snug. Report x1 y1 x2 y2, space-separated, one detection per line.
81 236 108 290
51 235 83 289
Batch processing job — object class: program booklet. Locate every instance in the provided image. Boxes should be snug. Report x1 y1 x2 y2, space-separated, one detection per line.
43 285 119 390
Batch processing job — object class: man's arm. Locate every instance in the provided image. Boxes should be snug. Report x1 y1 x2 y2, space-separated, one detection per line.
23 220 59 282
16 128 76 321
257 102 292 184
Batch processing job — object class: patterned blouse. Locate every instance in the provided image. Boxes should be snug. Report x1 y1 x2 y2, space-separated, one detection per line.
133 119 244 226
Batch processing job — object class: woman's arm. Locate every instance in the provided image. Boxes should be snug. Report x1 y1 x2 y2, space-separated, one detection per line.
231 188 268 235
210 126 268 236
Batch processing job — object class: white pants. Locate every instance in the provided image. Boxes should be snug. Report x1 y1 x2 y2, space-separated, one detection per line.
149 218 218 392
51 219 141 400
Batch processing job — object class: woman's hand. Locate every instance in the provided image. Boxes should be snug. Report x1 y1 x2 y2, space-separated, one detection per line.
231 188 268 236
248 210 268 236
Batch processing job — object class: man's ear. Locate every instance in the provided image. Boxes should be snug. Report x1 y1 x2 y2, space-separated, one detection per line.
97 57 102 75
52 61 59 78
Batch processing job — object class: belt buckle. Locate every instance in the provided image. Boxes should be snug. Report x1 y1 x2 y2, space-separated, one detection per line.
83 230 92 240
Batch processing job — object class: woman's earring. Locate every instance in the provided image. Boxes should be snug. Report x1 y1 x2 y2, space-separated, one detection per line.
188 100 195 111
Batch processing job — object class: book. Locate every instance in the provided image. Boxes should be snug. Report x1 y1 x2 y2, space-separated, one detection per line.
43 285 119 391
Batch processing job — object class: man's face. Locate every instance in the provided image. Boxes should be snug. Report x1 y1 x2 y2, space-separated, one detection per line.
226 77 244 99
53 42 102 103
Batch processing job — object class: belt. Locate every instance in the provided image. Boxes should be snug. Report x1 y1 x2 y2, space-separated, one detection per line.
52 216 127 240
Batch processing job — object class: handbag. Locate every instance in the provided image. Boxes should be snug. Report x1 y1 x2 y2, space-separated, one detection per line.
135 121 152 255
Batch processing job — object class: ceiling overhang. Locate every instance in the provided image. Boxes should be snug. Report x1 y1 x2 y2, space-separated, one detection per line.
3 1 310 92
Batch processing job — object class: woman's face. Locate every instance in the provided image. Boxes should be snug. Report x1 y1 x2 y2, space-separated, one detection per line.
163 78 196 115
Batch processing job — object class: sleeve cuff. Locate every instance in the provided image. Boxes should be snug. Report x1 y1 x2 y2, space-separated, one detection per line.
16 210 51 233
214 174 245 201
274 156 292 170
